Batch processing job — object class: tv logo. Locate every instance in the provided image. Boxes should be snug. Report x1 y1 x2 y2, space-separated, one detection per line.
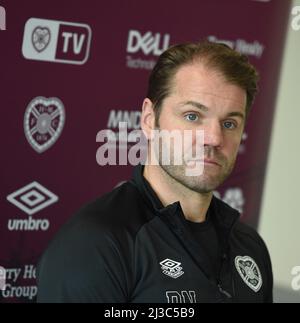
0 6 6 30
127 30 170 56
22 18 92 65
291 6 300 31
291 266 300 291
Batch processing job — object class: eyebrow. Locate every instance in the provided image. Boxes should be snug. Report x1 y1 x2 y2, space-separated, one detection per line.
226 112 245 121
179 100 245 121
180 100 209 112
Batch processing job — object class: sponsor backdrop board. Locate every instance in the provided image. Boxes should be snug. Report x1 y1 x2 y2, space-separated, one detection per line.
0 0 291 303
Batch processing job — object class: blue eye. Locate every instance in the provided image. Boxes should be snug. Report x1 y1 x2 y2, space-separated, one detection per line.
185 114 199 122
223 121 236 129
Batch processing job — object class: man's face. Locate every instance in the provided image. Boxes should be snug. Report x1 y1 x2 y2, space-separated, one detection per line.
153 63 247 193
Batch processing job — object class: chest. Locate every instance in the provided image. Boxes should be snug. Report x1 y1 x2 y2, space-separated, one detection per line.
130 222 266 303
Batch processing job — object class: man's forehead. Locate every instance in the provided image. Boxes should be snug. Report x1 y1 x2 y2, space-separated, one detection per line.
171 64 247 109
174 62 223 82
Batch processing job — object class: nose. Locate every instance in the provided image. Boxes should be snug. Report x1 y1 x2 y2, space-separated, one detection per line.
203 120 223 149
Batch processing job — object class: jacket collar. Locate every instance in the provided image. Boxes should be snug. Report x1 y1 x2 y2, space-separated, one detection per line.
131 164 240 247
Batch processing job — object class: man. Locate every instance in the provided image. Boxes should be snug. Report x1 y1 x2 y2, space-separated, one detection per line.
37 41 273 303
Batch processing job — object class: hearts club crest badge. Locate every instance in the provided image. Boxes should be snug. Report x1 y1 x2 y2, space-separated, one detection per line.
31 26 51 52
235 256 263 293
24 97 65 153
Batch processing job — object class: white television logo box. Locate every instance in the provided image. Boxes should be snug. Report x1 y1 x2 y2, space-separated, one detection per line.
0 6 5 30
22 18 92 65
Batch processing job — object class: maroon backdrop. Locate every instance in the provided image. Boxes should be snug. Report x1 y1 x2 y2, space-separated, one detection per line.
0 0 291 303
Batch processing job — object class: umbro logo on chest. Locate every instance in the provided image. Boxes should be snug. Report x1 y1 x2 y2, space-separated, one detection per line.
160 259 184 279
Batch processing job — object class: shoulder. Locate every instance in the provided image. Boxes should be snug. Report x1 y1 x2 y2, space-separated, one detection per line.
42 180 152 258
37 181 145 302
232 220 273 287
213 196 269 252
213 196 272 266
62 180 151 238
234 221 270 253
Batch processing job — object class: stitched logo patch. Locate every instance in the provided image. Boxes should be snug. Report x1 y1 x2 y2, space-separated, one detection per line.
160 259 184 279
235 256 263 293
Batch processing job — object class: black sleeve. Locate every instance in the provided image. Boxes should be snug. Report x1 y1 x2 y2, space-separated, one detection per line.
236 222 274 303
262 238 273 303
36 222 131 303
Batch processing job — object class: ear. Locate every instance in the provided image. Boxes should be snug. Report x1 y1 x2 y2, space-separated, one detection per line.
141 98 156 140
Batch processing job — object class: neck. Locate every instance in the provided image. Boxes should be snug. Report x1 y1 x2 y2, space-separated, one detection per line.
143 164 213 223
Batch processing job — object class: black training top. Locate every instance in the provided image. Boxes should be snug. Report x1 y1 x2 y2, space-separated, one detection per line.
185 214 221 283
37 164 273 303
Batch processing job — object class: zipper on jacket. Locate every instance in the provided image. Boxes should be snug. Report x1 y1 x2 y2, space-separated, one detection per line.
217 253 233 300
217 284 232 299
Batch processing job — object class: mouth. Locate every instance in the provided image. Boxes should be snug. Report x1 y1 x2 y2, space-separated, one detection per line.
203 159 221 167
186 158 221 167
